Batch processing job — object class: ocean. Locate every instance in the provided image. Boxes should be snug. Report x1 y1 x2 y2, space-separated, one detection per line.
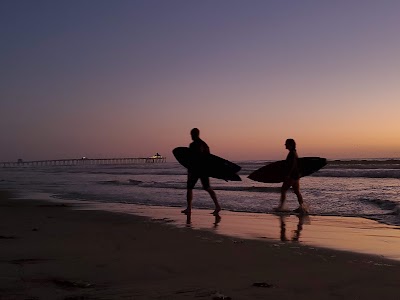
1 158 400 227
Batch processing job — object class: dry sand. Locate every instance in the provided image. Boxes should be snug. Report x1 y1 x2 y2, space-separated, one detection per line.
1 190 400 300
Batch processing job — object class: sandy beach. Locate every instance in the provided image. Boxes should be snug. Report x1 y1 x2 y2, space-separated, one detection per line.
1 191 400 300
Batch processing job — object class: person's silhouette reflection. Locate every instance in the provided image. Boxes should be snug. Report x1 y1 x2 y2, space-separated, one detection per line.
292 214 306 241
279 214 309 242
279 215 289 241
184 212 221 229
213 214 221 229
186 214 192 227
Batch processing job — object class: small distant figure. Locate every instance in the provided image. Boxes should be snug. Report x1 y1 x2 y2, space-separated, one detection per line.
149 153 162 159
181 128 221 216
275 138 308 214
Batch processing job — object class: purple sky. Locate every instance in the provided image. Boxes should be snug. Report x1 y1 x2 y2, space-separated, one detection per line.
1 0 400 161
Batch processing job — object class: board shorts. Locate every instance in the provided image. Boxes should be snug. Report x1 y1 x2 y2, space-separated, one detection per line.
187 172 210 189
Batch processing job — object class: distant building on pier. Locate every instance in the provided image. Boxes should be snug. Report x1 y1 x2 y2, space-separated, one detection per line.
148 153 163 159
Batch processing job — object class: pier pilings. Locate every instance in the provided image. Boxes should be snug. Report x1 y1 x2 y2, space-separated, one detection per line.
0 157 166 168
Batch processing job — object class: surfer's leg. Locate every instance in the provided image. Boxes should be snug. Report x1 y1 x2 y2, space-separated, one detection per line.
292 180 303 205
292 180 308 214
207 188 220 215
202 177 221 214
183 173 198 214
277 181 290 210
182 189 193 215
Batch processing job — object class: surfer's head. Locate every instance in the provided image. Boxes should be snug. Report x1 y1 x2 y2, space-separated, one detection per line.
285 139 296 150
190 128 200 140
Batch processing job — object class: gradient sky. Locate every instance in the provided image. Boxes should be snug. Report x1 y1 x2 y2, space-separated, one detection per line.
1 0 400 161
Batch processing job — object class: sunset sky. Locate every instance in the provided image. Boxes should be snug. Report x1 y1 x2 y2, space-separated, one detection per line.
1 0 400 161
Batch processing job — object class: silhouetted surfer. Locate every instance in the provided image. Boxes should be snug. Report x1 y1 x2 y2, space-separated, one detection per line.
275 139 308 214
181 128 221 216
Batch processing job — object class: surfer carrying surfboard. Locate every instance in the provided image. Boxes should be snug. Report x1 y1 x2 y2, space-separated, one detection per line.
275 139 309 214
181 128 221 216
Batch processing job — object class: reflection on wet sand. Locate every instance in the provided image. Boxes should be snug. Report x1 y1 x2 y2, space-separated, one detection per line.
70 201 400 261
213 214 221 228
186 212 222 229
186 213 191 227
279 214 310 242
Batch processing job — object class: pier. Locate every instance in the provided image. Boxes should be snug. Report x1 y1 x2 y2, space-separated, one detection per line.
0 156 166 168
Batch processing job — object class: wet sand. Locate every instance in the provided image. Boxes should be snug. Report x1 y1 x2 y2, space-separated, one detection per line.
1 192 400 299
81 202 400 261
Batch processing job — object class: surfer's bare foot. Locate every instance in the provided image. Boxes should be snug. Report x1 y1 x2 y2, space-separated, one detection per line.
212 208 221 216
181 209 191 215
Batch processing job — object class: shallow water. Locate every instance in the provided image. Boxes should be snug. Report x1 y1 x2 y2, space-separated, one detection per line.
1 159 400 226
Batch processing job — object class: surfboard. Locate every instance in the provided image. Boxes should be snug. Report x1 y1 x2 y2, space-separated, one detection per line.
172 147 241 181
248 157 327 183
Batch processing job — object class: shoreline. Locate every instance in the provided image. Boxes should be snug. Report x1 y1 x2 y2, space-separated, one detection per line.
1 192 400 299
12 191 400 262
52 196 400 262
